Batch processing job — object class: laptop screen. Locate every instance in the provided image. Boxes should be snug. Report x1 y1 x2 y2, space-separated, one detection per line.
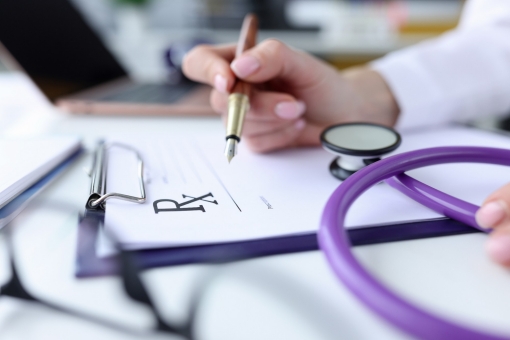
0 0 127 101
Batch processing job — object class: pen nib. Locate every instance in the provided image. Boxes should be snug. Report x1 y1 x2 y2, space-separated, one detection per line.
224 138 238 163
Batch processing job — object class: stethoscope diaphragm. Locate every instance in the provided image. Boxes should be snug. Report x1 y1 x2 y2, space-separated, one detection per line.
320 122 401 180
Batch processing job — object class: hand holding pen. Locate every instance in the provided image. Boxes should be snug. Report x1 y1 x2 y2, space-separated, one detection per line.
183 17 399 155
182 10 510 271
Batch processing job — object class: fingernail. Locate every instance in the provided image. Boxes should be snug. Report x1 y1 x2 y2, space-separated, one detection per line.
294 119 306 131
231 55 260 78
214 74 228 93
476 200 507 229
275 101 306 119
486 234 510 264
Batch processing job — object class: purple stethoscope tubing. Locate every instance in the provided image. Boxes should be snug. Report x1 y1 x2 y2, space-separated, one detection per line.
319 146 510 340
386 173 489 233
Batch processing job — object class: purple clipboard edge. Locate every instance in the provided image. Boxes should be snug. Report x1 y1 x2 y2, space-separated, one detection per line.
76 210 480 278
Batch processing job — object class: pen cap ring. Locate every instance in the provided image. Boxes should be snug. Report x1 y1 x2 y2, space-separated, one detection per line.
321 123 401 180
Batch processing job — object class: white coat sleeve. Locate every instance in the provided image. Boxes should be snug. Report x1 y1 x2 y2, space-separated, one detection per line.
371 0 510 131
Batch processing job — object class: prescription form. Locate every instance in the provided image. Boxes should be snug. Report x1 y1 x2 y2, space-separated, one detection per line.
102 126 510 251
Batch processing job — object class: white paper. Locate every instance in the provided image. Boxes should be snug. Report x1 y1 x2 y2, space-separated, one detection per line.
103 126 510 252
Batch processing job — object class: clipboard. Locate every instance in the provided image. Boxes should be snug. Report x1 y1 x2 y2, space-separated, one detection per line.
75 141 479 278
76 210 478 278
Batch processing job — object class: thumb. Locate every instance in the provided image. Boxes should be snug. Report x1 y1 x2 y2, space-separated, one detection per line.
476 183 510 229
476 182 510 266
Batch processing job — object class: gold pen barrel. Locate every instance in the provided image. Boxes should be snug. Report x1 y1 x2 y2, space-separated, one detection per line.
226 93 249 140
223 13 257 162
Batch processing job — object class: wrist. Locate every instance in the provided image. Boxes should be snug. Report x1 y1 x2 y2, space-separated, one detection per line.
341 67 400 127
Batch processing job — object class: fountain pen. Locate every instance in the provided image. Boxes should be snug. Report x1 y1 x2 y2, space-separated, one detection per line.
224 13 258 163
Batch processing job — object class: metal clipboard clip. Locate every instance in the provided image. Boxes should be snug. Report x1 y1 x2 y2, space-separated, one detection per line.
86 141 146 210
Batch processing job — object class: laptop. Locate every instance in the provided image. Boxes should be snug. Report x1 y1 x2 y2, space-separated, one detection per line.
0 0 213 116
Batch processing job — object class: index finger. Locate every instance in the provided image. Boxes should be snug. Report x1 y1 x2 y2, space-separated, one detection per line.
182 44 237 93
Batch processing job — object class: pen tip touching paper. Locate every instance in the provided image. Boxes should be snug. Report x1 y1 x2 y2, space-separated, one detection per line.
225 138 238 163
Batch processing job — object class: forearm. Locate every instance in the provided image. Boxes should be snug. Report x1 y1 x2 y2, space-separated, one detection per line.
341 67 400 127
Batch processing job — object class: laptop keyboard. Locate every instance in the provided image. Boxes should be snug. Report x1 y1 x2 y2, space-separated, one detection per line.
99 83 197 104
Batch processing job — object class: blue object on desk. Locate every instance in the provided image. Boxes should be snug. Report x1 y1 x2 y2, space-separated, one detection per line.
0 148 82 228
75 211 479 278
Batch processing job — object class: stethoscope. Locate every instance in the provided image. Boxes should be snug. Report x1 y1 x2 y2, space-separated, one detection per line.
320 122 509 340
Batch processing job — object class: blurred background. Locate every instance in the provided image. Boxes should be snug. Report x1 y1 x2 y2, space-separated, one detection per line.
11 0 510 134
59 0 464 82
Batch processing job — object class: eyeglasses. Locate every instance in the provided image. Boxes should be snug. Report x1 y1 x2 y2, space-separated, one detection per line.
0 210 210 340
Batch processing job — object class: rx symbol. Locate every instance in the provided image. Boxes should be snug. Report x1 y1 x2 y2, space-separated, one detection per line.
153 193 218 213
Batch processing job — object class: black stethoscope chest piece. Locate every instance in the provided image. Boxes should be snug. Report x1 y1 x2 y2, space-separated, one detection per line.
320 123 402 180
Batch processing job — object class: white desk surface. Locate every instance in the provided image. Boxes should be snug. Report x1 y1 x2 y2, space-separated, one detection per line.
1 72 510 340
